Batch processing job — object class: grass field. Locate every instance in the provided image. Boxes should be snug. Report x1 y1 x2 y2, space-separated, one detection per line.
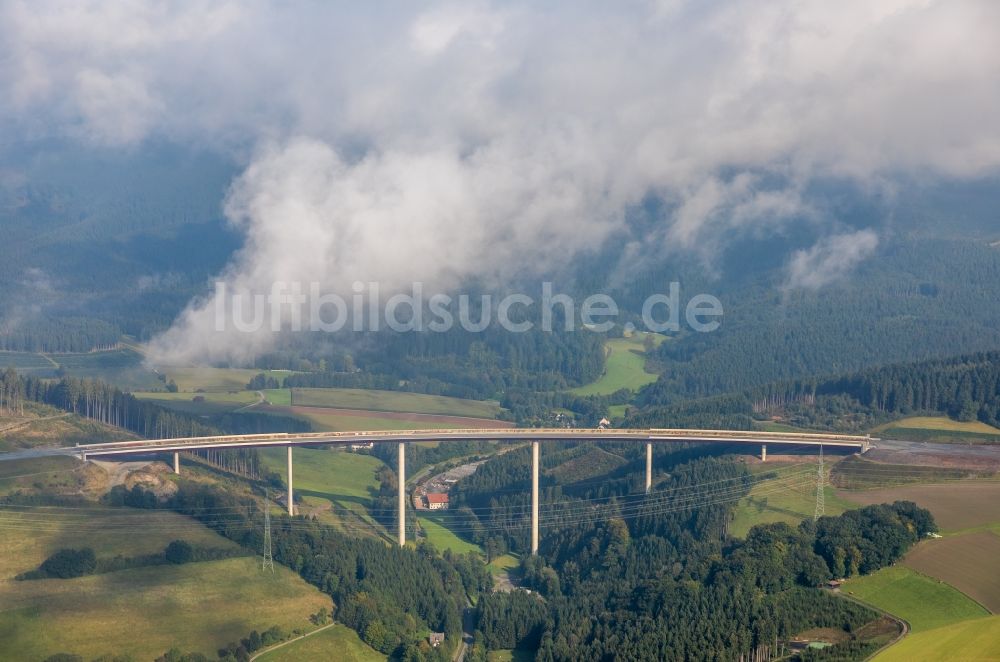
0 557 330 661
874 416 1000 435
875 416 1000 444
569 333 662 397
263 405 497 432
263 388 293 406
487 554 519 577
838 482 1000 533
874 615 1000 661
902 532 1000 613
730 462 855 538
0 403 136 451
487 650 535 662
0 351 55 371
54 349 162 391
0 506 240 579
843 566 989 632
0 456 88 495
133 389 261 415
163 367 294 392
0 504 330 659
256 622 384 662
417 511 483 556
291 388 501 419
0 349 162 390
260 448 384 534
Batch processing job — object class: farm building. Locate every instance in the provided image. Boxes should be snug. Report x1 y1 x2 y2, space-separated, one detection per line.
426 493 450 510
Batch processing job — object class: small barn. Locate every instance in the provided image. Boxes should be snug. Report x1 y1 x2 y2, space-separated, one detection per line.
426 493 450 510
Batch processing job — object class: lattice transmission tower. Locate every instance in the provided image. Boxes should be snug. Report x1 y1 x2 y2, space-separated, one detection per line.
814 444 825 521
262 488 274 573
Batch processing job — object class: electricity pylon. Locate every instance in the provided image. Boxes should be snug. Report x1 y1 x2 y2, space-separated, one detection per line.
814 444 825 521
262 488 274 573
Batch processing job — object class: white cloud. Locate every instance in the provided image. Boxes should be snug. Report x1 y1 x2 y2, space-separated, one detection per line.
1 1 998 362
784 229 880 290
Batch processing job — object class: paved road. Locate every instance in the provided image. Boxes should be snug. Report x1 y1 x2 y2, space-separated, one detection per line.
0 445 76 462
3 435 998 467
454 602 476 662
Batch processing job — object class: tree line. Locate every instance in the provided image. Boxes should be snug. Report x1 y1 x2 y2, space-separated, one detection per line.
630 350 1000 432
472 496 930 661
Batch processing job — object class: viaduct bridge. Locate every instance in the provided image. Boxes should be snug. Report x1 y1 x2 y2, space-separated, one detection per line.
76 428 872 554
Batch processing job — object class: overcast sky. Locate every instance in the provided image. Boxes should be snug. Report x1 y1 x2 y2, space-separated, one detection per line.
2 1 998 363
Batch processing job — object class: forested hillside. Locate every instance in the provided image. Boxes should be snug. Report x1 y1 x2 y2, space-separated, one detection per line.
639 238 1000 406
456 443 934 661
631 351 1000 433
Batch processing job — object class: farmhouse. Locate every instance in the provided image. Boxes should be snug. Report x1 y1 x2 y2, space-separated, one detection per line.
426 493 450 510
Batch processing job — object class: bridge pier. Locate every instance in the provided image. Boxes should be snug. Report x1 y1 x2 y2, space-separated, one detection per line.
645 442 652 493
761 444 767 462
531 441 539 555
173 452 180 474
398 442 406 547
287 446 294 516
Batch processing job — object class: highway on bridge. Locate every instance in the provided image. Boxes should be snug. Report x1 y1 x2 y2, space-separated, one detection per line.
3 427 873 554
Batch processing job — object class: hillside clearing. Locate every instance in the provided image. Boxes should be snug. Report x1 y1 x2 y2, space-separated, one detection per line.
418 512 483 556
730 462 854 538
0 505 240 579
163 367 294 392
0 557 329 661
568 334 661 397
260 448 383 535
874 416 1000 435
291 387 501 419
261 404 506 432
255 621 384 662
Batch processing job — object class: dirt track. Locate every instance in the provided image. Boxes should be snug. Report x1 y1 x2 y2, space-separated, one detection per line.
867 439 1000 472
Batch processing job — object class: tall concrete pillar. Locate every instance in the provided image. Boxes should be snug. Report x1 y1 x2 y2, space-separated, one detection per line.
398 442 406 547
287 446 294 516
531 440 539 555
761 444 767 462
645 442 653 493
173 452 180 474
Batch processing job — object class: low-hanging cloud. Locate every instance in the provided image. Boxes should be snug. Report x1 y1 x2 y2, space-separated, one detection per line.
2 0 999 363
784 229 880 291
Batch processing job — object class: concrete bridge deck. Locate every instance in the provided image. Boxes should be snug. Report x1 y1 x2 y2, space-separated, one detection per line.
75 427 872 457
65 427 871 553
